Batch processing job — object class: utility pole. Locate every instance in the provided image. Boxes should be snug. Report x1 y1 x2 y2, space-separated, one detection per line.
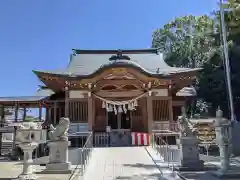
219 0 236 122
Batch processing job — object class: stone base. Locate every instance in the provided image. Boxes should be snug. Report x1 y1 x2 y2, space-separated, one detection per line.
175 160 205 171
212 170 240 178
17 173 38 180
43 162 72 174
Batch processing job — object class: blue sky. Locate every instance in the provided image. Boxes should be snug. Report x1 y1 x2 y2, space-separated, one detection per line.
0 0 218 97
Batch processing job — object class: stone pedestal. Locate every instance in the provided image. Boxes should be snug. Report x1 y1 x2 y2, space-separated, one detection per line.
176 136 204 171
17 142 39 180
44 140 72 174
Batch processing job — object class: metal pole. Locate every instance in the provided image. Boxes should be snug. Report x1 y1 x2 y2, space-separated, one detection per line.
219 0 235 122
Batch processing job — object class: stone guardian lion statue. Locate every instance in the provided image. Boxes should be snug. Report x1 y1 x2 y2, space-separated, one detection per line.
48 117 70 141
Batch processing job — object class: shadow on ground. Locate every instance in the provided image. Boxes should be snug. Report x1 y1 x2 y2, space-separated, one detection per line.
115 173 164 180
123 163 160 170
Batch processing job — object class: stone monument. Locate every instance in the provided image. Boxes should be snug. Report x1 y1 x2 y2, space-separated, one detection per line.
176 107 204 171
44 117 72 174
15 122 47 180
212 108 240 178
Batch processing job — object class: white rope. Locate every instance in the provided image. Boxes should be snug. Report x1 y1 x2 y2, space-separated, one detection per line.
92 91 149 105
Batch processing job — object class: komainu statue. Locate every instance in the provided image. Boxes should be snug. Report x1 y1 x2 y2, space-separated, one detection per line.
48 117 70 141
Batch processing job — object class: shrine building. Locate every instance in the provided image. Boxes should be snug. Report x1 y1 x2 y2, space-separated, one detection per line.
0 49 200 136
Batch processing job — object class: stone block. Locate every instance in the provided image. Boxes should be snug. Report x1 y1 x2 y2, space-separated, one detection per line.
43 140 72 174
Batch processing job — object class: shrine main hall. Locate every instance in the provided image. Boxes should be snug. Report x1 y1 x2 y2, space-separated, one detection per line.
0 49 200 136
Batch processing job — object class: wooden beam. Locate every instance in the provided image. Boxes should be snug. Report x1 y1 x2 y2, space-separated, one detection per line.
96 79 143 86
96 90 143 98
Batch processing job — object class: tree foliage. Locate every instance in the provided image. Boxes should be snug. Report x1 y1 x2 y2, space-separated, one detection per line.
152 4 240 118
152 15 217 68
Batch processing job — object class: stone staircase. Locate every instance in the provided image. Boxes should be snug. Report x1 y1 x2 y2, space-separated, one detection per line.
1 141 13 155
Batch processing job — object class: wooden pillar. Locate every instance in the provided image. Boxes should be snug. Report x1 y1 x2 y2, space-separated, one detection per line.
14 104 18 122
147 96 153 133
0 105 4 125
39 104 42 121
12 103 19 151
88 97 93 131
54 102 57 125
47 107 52 124
23 106 27 121
168 97 174 131
0 105 4 156
168 97 173 122
64 81 70 117
141 98 148 132
92 98 95 129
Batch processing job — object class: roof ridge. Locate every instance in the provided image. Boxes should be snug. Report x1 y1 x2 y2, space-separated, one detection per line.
72 48 160 55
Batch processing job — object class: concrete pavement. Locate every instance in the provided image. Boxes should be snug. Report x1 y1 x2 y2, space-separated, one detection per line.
83 147 165 180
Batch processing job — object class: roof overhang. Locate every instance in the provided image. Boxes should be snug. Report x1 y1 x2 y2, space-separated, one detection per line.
0 96 49 106
33 62 201 81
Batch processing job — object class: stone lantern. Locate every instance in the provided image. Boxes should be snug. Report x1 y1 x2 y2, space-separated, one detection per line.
212 107 240 178
15 122 47 180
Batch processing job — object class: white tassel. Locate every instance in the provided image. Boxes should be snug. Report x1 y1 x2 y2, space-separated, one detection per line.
109 104 113 112
123 104 127 113
133 100 138 106
128 103 131 110
118 105 123 113
114 105 117 115
106 103 109 112
102 101 106 108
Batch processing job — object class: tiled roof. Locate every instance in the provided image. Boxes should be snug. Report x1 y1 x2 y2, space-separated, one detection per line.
0 96 48 102
33 50 201 77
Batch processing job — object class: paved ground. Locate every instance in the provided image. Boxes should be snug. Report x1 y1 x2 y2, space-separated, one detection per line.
147 146 240 180
0 148 82 180
84 147 164 180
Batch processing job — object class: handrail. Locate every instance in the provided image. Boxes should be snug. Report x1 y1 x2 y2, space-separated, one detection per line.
68 132 93 180
152 133 180 171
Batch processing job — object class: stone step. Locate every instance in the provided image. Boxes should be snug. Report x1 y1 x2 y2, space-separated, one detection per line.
1 141 13 155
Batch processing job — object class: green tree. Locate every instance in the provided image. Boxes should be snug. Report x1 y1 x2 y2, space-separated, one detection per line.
152 15 216 68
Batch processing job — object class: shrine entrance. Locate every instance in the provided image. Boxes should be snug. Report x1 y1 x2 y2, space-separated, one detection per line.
107 111 132 147
108 111 131 130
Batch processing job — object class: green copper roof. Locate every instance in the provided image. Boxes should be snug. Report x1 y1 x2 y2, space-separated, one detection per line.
33 49 201 77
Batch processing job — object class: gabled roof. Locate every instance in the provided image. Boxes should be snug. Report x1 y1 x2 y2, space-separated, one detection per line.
33 49 201 77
